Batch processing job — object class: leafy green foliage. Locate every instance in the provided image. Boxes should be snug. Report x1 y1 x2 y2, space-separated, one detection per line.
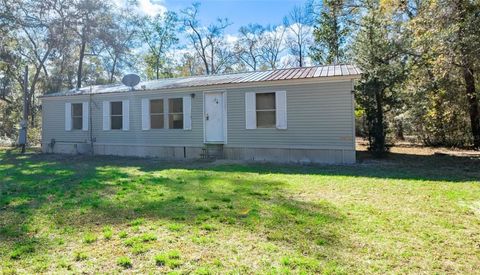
353 0 407 155
310 0 353 64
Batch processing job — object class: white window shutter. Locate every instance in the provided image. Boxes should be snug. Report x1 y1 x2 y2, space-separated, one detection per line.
141 98 150 130
183 96 192 130
102 101 110 130
65 102 72 131
122 100 129 131
245 92 256 129
82 102 89 131
276 91 287 129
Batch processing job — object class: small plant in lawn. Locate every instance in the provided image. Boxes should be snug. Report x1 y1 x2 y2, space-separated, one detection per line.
140 232 157 242
194 267 212 275
154 254 167 266
74 251 88 261
167 250 181 259
154 250 183 268
191 236 214 245
102 226 113 240
197 206 211 212
166 223 184 232
221 197 231 203
132 243 149 254
117 256 132 268
315 238 327 246
83 232 97 244
280 256 319 271
10 243 35 259
213 258 223 267
119 231 128 238
174 195 185 201
129 218 145 227
57 258 71 270
131 225 140 232
200 223 216 231
167 259 183 269
123 237 137 247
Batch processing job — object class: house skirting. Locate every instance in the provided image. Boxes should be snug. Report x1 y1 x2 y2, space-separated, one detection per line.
42 142 355 164
223 147 355 164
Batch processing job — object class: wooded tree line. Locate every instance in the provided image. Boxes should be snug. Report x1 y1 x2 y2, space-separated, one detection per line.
0 0 479 153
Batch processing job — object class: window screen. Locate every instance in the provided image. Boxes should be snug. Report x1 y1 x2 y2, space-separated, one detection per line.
168 98 183 129
256 93 276 128
72 103 83 130
110 101 123 130
150 99 164 129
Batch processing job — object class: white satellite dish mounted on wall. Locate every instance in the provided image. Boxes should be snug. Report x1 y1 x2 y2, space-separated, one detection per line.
122 74 140 90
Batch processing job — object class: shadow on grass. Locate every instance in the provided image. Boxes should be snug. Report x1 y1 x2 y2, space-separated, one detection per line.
1 148 478 270
0 149 345 265
203 150 480 183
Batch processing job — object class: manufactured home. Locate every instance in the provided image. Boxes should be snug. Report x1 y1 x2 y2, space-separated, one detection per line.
40 65 361 164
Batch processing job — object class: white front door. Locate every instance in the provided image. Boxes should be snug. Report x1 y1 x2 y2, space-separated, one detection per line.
204 92 225 143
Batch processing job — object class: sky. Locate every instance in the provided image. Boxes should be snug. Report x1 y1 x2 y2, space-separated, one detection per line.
134 0 306 35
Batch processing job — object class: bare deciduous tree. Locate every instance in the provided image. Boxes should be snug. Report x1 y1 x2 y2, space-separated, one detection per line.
234 24 265 71
181 2 233 75
260 25 285 69
284 4 313 67
139 11 178 80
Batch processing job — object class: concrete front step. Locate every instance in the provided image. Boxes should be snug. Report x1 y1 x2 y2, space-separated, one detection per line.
201 144 224 159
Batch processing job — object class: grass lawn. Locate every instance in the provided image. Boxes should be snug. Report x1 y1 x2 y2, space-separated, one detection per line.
1 148 479 274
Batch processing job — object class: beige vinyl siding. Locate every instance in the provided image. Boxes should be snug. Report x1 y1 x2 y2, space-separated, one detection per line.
41 80 354 150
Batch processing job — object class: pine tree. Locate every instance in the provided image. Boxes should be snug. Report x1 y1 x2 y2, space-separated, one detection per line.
353 0 407 156
310 0 352 64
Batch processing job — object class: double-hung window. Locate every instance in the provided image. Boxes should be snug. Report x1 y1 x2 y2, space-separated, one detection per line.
142 96 191 130
110 101 123 130
256 92 276 128
245 91 286 130
168 98 183 129
66 102 88 131
150 99 164 129
72 103 83 130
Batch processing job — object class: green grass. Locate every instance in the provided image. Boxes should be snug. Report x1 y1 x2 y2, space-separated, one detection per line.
0 148 479 273
117 256 132 268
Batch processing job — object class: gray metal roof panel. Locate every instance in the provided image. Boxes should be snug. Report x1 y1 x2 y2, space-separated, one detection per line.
42 64 361 97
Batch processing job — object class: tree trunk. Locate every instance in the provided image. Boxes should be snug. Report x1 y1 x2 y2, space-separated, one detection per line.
30 94 35 128
373 89 386 155
77 37 87 89
298 43 303 67
463 67 480 148
109 56 117 83
395 119 404 141
156 56 160 80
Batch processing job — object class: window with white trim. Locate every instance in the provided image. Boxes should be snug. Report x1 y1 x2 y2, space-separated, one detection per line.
72 103 83 130
110 101 123 130
150 99 164 129
256 92 276 128
168 98 183 129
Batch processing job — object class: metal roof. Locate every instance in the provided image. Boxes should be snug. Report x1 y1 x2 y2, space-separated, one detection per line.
42 64 361 98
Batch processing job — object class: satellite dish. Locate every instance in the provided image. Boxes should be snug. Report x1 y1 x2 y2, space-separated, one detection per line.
122 74 140 90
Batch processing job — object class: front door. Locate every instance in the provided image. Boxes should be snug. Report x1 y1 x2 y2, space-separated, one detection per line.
204 92 225 143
